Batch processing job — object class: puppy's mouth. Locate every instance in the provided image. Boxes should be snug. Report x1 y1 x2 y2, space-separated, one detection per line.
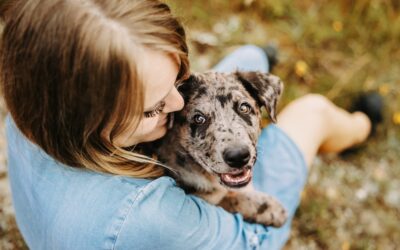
218 167 252 188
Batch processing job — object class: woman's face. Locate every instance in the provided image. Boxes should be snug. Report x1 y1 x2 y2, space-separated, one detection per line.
107 48 184 147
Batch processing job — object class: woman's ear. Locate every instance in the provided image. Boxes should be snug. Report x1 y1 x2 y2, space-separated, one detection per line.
236 71 284 123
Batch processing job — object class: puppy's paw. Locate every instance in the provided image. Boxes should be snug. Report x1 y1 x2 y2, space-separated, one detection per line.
253 194 287 227
218 191 287 227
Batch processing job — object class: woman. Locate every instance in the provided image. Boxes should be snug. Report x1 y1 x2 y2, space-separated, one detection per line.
0 0 374 249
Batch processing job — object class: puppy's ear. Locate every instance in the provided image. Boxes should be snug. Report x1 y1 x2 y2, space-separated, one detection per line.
177 73 204 103
177 74 199 93
236 71 283 123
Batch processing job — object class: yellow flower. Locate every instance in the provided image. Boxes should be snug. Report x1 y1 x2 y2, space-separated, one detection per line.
295 60 308 77
332 21 343 32
341 241 350 250
393 112 400 125
379 84 390 96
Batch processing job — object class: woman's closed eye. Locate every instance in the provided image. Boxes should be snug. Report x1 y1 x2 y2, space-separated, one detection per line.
143 101 166 118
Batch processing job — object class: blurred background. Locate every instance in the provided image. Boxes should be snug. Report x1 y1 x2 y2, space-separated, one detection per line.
1 0 400 249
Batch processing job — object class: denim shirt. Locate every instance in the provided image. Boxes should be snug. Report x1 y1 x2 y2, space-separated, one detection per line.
6 116 271 249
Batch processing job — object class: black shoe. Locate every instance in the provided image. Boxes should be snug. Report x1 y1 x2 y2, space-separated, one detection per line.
351 92 384 136
261 45 279 72
340 92 384 157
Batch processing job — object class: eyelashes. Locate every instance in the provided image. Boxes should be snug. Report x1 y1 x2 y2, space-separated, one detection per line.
143 101 166 118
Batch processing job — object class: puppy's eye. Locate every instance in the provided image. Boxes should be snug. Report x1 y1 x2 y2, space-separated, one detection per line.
239 102 252 114
193 114 206 125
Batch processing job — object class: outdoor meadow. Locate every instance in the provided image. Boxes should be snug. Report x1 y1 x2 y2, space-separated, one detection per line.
1 0 399 249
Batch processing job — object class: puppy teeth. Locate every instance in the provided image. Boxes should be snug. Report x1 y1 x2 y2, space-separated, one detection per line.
221 168 251 184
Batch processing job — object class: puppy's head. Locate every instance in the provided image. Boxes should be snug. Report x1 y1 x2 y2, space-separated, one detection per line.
172 71 283 188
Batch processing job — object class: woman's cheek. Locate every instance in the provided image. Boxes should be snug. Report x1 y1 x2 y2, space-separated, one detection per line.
112 118 159 147
132 118 165 143
136 118 159 134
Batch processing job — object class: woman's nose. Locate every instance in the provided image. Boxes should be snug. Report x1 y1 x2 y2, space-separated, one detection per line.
163 87 184 113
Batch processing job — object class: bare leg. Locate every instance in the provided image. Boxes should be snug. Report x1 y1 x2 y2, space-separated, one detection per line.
277 94 371 168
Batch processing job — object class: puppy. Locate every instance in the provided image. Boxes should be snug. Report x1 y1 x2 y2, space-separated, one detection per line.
152 71 287 227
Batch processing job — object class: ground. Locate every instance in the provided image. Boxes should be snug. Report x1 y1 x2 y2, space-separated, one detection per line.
0 0 399 249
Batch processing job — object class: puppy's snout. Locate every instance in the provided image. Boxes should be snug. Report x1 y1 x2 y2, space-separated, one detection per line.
223 146 250 168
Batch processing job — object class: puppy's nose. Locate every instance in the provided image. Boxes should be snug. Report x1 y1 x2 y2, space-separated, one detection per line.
223 147 250 168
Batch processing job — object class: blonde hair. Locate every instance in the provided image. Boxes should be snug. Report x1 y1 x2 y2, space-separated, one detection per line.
0 0 190 178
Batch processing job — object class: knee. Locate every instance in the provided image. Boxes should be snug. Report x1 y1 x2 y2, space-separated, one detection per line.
237 45 265 58
234 45 268 71
294 94 334 116
278 93 337 131
214 45 268 73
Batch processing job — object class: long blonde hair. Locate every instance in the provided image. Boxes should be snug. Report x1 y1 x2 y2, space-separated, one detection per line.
0 0 190 178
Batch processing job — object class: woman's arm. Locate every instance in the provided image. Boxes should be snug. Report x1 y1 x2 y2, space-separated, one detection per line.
113 177 269 250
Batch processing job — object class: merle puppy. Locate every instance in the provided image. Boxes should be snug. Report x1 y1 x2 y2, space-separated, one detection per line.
154 71 287 227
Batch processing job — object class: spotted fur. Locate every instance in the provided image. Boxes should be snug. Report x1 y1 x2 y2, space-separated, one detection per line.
154 71 287 227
